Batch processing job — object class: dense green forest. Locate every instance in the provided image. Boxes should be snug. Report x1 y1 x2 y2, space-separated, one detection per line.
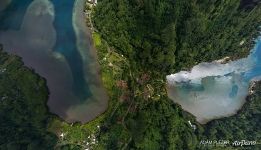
0 0 261 149
0 45 57 149
91 0 261 149
93 0 261 73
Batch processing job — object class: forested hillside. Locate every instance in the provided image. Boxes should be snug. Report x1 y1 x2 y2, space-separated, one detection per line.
91 0 261 149
0 0 261 149
93 0 261 73
0 46 57 149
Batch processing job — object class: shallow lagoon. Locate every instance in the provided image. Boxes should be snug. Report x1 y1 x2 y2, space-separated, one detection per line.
0 0 108 123
167 38 261 123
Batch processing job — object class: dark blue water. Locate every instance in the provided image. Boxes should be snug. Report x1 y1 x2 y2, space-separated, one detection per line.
0 0 90 100
0 0 109 122
243 39 261 81
51 0 90 100
0 0 33 30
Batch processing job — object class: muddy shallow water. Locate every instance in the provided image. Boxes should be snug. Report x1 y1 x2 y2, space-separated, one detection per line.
167 38 261 124
0 0 108 123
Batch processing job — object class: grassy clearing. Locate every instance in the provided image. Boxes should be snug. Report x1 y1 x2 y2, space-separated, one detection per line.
92 32 102 47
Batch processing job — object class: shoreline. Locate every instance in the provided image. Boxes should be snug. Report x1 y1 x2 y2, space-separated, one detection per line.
166 72 260 125
0 0 109 124
59 0 108 123
166 35 261 124
84 0 261 125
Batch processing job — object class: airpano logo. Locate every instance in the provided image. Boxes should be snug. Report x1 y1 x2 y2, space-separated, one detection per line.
232 140 257 147
199 139 258 147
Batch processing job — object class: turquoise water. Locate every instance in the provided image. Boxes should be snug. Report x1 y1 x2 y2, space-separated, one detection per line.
52 0 90 100
0 0 108 123
167 38 261 123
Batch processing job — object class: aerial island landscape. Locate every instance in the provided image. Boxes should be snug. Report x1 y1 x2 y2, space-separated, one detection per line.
0 0 260 149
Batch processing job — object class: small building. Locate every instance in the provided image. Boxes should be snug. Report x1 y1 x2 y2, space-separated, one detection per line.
188 121 197 130
240 40 245 46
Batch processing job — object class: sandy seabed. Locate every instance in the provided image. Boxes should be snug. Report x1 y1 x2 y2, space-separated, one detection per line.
0 0 108 123
167 38 261 124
